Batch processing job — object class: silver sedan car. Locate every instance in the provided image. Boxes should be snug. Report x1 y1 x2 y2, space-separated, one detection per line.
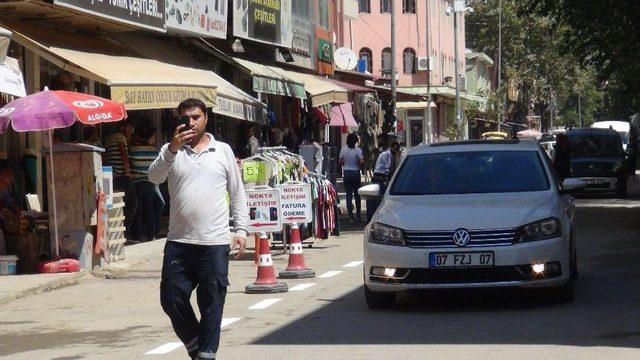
360 140 585 308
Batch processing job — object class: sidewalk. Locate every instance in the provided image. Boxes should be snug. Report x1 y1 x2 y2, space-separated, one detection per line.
0 239 167 305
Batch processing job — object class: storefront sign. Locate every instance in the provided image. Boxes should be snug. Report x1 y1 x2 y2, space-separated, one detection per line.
317 38 333 63
275 24 313 69
54 0 165 32
213 96 260 122
246 188 282 233
277 182 312 224
110 85 216 110
0 57 26 98
165 0 227 39
233 0 293 47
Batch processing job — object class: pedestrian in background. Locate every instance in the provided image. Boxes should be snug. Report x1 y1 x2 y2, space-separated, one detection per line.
553 133 571 182
339 133 364 221
129 125 164 242
245 126 260 157
148 98 248 360
104 120 137 238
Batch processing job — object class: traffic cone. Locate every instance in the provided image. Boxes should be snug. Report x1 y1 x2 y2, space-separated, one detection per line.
245 232 288 294
279 224 315 279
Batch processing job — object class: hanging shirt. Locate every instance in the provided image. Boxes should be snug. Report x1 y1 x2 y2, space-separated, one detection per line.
339 146 363 172
148 133 248 246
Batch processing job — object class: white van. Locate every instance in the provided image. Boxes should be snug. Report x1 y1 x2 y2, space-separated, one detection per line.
591 121 630 150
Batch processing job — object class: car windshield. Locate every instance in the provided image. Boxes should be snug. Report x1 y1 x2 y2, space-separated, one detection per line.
567 133 622 157
390 151 550 195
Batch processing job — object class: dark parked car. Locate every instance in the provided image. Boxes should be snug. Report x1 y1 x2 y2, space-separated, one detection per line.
566 128 628 196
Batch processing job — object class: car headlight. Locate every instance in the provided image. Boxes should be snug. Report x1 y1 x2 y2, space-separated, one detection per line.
518 218 561 242
369 223 405 246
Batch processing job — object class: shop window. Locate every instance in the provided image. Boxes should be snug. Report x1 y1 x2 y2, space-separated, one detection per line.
381 47 392 76
292 0 310 18
403 48 416 74
380 0 391 13
403 0 416 14
359 0 370 13
359 48 373 73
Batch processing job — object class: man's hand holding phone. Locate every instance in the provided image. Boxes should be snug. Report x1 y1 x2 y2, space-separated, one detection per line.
169 115 195 153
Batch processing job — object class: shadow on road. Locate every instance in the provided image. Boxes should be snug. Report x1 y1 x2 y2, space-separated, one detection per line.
252 206 640 349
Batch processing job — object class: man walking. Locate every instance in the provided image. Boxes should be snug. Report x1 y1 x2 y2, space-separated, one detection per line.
148 98 248 360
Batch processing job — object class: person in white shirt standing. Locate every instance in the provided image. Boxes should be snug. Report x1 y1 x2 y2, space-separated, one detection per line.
339 133 364 221
148 98 248 360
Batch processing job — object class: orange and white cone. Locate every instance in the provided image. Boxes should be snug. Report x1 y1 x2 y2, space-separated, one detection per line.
279 224 315 279
245 232 288 294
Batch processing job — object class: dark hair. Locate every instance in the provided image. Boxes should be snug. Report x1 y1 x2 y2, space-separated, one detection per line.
118 119 132 130
0 159 12 175
390 141 400 150
346 133 359 148
135 125 157 142
178 98 207 115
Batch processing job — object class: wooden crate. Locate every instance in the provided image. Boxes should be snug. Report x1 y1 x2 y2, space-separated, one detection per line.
107 192 126 262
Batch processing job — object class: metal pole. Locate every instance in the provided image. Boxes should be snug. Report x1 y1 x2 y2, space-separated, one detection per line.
425 0 433 144
578 94 582 127
453 10 462 139
497 0 502 131
391 0 397 130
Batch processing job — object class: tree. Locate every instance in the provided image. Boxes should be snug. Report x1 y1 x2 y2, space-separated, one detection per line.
466 0 603 129
525 0 640 117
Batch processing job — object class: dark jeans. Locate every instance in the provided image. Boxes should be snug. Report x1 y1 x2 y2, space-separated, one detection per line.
161 241 230 359
343 170 362 218
131 180 165 239
113 176 138 236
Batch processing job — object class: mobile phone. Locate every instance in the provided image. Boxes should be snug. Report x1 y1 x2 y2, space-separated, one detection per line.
177 115 191 131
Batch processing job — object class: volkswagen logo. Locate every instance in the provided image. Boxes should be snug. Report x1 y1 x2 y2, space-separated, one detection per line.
0 107 16 117
72 100 103 109
452 228 471 247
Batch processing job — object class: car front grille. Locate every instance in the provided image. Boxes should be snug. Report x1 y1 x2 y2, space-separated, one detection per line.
404 228 516 248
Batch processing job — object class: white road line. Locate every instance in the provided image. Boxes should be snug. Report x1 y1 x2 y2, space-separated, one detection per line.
145 318 241 355
221 317 242 328
318 270 343 278
289 283 316 291
145 342 183 355
343 261 364 268
249 298 282 310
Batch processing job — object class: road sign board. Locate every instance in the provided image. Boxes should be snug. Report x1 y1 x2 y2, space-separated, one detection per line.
246 188 282 233
277 182 313 224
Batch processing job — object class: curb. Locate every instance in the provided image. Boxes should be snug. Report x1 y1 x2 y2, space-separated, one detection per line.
0 271 88 306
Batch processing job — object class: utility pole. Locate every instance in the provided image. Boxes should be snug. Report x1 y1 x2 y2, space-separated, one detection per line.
390 0 397 132
453 6 462 139
425 0 433 144
497 0 502 132
578 93 583 127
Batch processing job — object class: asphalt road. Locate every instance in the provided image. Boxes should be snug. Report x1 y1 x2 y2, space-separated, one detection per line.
1 199 640 359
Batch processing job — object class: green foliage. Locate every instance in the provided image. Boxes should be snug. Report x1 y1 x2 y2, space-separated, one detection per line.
466 0 605 128
524 0 640 117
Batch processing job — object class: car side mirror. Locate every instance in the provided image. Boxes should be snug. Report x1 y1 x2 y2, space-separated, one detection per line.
358 184 382 199
560 178 587 194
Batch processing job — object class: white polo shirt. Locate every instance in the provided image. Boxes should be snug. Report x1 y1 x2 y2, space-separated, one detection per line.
148 133 248 246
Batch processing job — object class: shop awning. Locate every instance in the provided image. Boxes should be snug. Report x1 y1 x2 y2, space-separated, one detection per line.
270 68 349 107
0 57 26 98
112 33 265 122
396 101 436 109
2 21 219 110
233 58 306 100
329 103 358 127
326 78 375 93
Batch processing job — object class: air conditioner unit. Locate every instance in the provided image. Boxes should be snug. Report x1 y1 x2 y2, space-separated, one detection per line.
417 57 433 71
459 76 467 91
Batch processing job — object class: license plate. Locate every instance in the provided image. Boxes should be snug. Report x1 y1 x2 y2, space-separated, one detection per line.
429 252 494 268
586 179 605 184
